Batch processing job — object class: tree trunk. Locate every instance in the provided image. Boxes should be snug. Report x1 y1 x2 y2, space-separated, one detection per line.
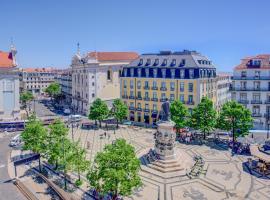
95 120 97 125
99 120 101 128
203 130 206 140
116 119 119 128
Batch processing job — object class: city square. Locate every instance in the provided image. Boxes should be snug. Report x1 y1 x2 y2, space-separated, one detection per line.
65 125 270 200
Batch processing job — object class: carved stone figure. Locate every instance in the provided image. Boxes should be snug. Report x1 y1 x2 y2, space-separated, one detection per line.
161 99 170 121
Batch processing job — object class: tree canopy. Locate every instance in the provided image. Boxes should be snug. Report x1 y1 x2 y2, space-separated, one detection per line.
21 115 48 155
87 139 142 199
89 98 109 127
20 91 34 117
170 100 189 132
189 97 217 139
111 99 128 128
45 82 61 98
217 101 253 142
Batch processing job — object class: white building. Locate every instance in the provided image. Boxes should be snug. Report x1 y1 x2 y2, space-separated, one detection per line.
0 46 20 120
216 73 231 110
71 51 138 115
231 54 270 130
19 67 57 95
56 69 72 105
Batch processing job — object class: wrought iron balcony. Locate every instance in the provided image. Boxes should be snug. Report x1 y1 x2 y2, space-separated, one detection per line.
160 98 166 102
129 106 135 110
238 100 249 104
144 86 150 90
151 109 158 114
265 100 270 104
251 100 262 104
136 107 142 111
232 76 270 80
151 86 158 90
144 108 150 113
252 113 262 117
170 88 175 91
151 98 158 102
186 101 195 105
264 113 270 118
160 87 167 91
144 97 150 101
136 96 142 100
129 96 135 99
137 86 141 90
230 87 270 92
122 95 128 99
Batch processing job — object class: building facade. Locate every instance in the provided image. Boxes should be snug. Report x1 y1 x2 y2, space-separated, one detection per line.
71 51 138 115
120 50 217 125
56 69 72 105
0 46 20 120
216 73 232 110
231 54 270 130
19 67 57 95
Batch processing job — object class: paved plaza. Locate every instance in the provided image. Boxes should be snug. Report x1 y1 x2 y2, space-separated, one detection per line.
68 125 270 200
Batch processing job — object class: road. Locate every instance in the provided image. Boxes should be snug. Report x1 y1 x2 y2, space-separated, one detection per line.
0 134 26 200
30 100 56 117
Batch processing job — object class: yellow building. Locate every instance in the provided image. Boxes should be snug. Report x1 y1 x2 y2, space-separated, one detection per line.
120 50 217 125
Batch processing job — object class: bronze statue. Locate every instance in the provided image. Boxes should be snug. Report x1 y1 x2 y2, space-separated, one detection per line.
161 98 170 121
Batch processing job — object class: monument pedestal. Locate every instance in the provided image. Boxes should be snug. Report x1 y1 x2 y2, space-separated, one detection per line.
150 120 183 173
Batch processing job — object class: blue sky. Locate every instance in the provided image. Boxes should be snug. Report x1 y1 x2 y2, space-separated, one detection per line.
1 0 270 71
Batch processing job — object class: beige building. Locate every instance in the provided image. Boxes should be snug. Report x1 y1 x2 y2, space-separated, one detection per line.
216 73 232 110
19 67 57 95
71 51 138 115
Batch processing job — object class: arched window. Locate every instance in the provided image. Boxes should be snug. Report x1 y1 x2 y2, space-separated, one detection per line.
107 70 111 80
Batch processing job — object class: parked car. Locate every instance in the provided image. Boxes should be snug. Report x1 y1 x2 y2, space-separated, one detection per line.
68 114 82 122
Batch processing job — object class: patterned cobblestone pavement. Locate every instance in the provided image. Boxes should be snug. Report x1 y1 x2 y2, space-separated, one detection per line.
68 126 270 200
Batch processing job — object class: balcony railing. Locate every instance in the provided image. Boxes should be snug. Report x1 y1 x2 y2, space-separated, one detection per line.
252 113 262 117
151 98 158 102
136 96 142 100
137 86 141 89
238 100 249 104
232 76 270 80
251 100 262 104
122 95 128 99
160 98 166 102
160 87 167 91
129 106 135 110
186 101 195 105
170 88 175 91
264 113 270 118
230 87 270 92
136 107 142 111
151 110 158 113
144 108 150 112
129 96 135 99
151 86 158 90
265 100 270 104
144 86 150 90
144 97 150 101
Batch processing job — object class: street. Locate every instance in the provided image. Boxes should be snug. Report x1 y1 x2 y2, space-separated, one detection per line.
0 133 26 200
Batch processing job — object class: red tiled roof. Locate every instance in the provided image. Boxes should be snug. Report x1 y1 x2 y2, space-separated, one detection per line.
0 51 14 68
234 54 270 70
88 52 138 61
23 67 55 73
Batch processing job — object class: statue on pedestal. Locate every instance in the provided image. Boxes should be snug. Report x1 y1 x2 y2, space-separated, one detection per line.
161 98 170 122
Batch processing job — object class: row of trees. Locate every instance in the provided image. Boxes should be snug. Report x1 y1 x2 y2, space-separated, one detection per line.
170 97 253 142
89 98 128 128
21 116 89 188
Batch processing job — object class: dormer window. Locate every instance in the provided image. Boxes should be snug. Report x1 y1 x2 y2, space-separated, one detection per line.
241 71 247 78
137 68 141 77
146 59 151 66
162 68 166 78
171 69 175 79
130 68 134 77
138 59 143 66
145 68 149 77
253 60 261 66
154 59 159 66
153 68 157 78
162 59 167 66
171 59 176 67
179 59 185 67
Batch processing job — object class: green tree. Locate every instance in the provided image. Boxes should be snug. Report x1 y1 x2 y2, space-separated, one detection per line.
111 99 128 128
217 101 253 142
189 97 217 139
20 91 34 117
87 139 142 199
170 100 189 133
47 119 69 169
21 114 48 155
88 98 109 127
44 82 61 103
71 141 90 182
